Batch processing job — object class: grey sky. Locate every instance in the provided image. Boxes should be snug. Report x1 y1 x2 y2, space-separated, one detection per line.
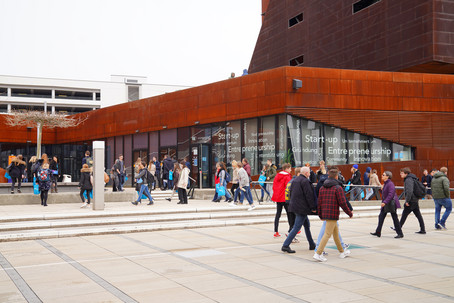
0 0 261 86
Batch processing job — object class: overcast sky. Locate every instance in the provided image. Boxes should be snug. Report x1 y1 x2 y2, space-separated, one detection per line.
0 0 262 87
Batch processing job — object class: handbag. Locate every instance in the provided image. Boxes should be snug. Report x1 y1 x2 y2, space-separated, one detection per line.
258 175 266 186
384 199 396 213
33 177 40 195
169 171 173 181
216 183 226 196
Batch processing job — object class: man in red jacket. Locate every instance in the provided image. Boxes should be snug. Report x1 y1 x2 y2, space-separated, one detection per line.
314 167 353 262
272 163 293 237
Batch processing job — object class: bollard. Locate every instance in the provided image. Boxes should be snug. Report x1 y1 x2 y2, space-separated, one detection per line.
92 141 105 210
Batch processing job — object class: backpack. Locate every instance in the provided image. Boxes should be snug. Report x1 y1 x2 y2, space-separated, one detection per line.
413 178 426 199
38 169 50 182
147 170 154 186
285 180 293 203
225 171 231 183
86 157 93 168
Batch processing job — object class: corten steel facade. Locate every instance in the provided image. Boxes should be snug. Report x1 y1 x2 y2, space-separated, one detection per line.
250 0 454 74
0 66 453 187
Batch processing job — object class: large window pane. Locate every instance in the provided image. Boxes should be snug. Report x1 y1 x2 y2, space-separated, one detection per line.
347 132 370 164
212 124 226 172
191 126 211 144
287 115 302 167
370 138 392 162
324 125 347 165
392 143 412 161
243 118 258 175
301 119 323 166
258 116 276 168
276 114 287 168
178 127 190 161
226 120 242 167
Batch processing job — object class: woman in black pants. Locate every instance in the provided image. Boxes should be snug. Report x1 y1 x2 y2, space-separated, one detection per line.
79 164 93 208
38 163 52 206
370 171 403 238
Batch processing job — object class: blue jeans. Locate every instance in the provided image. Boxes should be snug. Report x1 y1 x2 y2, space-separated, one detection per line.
239 186 253 204
137 184 153 202
283 214 315 248
315 221 345 251
434 198 452 226
261 186 270 200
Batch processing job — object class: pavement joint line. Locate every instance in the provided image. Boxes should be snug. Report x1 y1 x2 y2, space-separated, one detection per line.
186 227 454 301
119 234 309 303
0 251 42 303
35 239 139 303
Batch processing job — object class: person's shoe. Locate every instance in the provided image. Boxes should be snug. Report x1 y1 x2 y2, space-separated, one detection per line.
415 230 426 234
80 202 87 208
292 238 300 243
394 234 404 238
339 250 351 259
247 205 256 211
131 201 138 205
165 198 171 202
10 191 14 194
273 232 281 238
227 198 233 202
177 201 184 204
214 198 221 203
390 226 396 231
17 189 21 194
313 252 327 262
370 232 381 237
440 223 447 230
309 244 315 250
436 223 443 230
258 198 263 202
281 246 295 253
43 203 47 207
147 201 154 205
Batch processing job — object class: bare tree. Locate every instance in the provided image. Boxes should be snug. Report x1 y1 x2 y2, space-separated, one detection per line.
4 110 88 157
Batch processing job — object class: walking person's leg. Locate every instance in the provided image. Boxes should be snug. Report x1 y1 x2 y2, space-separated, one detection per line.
315 221 327 251
391 213 403 236
10 177 16 193
274 203 284 234
399 205 411 228
440 198 452 227
79 188 86 203
182 188 188 204
143 185 154 204
434 199 442 227
374 208 387 235
316 220 337 255
282 214 304 250
412 206 426 232
302 217 316 249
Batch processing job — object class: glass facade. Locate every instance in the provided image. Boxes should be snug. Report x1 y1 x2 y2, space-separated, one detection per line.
0 114 414 187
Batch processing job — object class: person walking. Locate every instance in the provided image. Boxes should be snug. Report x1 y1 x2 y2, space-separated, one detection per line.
148 159 157 190
162 155 174 190
266 159 277 198
258 164 270 202
313 167 353 262
79 164 93 208
272 163 293 238
49 156 60 193
399 167 426 234
281 166 317 253
368 169 381 200
230 160 240 202
177 160 190 204
235 162 255 210
37 163 52 206
8 155 26 194
431 167 451 229
152 156 161 190
131 162 154 205
213 162 233 202
348 164 362 201
370 171 403 238
82 151 93 168
242 158 251 182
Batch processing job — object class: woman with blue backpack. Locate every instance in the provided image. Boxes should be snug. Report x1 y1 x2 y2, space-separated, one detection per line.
37 163 52 206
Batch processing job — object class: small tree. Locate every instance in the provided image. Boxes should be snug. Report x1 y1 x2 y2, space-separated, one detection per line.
4 110 88 158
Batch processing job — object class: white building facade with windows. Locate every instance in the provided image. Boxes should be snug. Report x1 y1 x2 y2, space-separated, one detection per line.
0 75 191 115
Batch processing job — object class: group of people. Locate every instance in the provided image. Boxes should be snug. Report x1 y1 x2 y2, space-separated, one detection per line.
6 153 60 206
6 154 60 195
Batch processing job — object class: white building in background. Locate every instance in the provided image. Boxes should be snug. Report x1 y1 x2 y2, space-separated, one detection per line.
0 74 191 115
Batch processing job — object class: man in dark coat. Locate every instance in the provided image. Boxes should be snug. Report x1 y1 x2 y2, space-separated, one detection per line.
281 166 317 253
162 155 174 190
399 167 426 234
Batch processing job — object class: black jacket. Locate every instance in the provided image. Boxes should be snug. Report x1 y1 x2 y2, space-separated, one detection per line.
349 170 361 185
288 175 317 215
163 158 174 174
404 173 420 204
9 159 26 178
79 168 93 190
315 174 328 197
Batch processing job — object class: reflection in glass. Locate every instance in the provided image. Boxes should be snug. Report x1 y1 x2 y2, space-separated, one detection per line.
258 116 276 168
347 132 370 164
301 119 323 166
370 138 392 162
287 115 302 167
392 143 412 161
324 125 347 165
226 121 242 173
276 115 287 168
243 118 258 175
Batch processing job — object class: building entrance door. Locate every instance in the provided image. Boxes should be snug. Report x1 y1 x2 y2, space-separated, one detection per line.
191 144 211 188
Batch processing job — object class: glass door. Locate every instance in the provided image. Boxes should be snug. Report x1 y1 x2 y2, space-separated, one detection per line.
191 144 211 188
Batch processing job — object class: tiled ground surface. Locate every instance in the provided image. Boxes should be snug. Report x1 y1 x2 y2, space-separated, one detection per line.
0 211 453 303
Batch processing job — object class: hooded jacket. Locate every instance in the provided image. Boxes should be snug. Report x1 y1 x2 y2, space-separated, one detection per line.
403 173 420 204
271 171 292 202
266 164 277 181
79 167 93 190
288 174 317 215
9 158 26 178
318 178 353 220
431 171 450 199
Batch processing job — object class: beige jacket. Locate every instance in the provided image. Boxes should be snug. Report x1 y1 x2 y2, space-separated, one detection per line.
369 173 381 186
177 167 190 188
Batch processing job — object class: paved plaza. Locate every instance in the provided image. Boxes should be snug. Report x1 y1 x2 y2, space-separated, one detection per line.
0 200 453 302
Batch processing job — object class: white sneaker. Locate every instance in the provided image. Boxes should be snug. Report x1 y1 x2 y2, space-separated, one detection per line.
313 252 327 262
247 205 256 211
339 250 351 259
80 202 87 208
